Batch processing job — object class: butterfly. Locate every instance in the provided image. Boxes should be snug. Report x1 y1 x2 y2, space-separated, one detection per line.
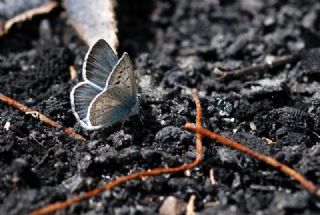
70 39 139 130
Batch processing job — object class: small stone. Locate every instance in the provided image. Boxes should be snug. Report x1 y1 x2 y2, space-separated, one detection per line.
263 137 275 145
217 148 239 166
249 122 257 131
12 158 40 188
4 121 10 130
159 196 187 215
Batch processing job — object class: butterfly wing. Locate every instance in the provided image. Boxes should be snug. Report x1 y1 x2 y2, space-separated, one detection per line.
70 39 120 129
83 39 118 89
88 52 138 128
70 82 101 129
106 52 137 96
88 87 128 127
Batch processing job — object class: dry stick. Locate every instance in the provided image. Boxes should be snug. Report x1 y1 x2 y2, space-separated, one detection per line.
29 89 203 215
0 1 58 37
184 123 320 197
0 92 86 141
214 53 301 80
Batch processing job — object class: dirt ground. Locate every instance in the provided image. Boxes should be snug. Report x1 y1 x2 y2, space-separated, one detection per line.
0 0 320 214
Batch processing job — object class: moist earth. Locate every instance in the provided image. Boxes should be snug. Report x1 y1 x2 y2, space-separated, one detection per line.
0 0 320 214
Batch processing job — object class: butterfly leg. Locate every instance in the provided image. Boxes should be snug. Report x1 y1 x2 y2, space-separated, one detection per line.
120 118 126 130
138 112 144 125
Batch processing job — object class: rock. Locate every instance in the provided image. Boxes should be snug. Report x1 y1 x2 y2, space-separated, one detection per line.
159 196 187 215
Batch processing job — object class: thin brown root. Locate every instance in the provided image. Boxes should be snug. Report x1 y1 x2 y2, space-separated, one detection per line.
0 92 86 141
184 123 320 196
29 89 203 215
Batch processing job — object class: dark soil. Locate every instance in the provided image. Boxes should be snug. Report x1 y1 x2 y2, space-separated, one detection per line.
1 0 320 214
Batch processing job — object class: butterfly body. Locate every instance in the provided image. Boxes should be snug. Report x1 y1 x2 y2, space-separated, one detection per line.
70 39 138 130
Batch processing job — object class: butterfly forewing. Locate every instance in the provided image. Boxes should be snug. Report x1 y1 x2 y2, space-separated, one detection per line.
107 52 137 96
83 39 118 88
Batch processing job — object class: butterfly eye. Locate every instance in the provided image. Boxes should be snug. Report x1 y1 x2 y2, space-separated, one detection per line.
117 75 121 79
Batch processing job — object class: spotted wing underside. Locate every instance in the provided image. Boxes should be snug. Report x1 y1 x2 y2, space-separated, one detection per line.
88 52 138 127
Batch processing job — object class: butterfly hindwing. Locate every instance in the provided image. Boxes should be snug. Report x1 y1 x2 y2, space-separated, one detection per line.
70 82 101 122
88 53 138 127
89 86 127 127
83 39 118 88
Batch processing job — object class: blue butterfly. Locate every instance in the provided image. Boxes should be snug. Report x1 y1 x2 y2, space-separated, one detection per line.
70 39 139 130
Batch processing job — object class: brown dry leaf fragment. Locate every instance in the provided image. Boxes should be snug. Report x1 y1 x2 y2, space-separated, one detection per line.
159 196 187 215
64 0 118 50
0 0 57 37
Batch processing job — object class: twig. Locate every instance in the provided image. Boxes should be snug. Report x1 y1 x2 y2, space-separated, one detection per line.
209 169 216 185
184 123 320 197
186 195 196 215
214 53 301 80
0 1 58 37
0 92 86 141
29 89 203 215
